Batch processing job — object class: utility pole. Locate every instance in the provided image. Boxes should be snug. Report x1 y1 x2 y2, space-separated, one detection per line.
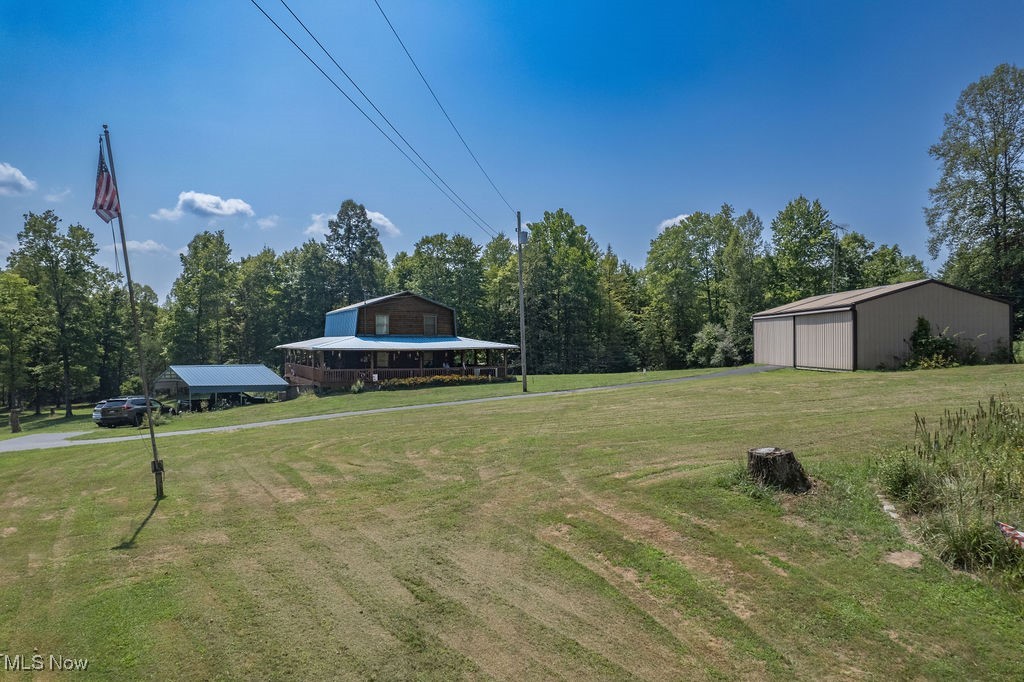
103 125 164 499
515 210 528 392
831 223 848 293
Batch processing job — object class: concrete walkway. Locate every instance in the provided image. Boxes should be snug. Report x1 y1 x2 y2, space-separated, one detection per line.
0 365 781 454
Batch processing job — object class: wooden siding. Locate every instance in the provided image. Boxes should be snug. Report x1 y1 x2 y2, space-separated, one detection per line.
795 311 854 370
753 317 794 366
356 294 455 336
856 281 1011 369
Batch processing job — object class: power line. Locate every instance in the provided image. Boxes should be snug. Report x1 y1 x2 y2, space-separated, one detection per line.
249 0 498 240
277 0 498 237
373 0 516 217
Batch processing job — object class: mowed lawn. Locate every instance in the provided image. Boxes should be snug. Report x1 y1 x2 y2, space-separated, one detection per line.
2 366 1023 680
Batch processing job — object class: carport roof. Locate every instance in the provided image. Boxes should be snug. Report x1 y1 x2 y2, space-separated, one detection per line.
154 364 289 393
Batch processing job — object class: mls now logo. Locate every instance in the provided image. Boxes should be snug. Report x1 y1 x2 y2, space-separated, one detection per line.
2 652 89 671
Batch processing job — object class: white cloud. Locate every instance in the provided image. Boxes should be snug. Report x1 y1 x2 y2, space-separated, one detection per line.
257 214 279 230
303 209 399 238
367 210 400 237
45 188 71 202
151 191 254 221
0 162 37 196
304 212 330 236
657 213 690 233
103 239 170 254
128 239 170 253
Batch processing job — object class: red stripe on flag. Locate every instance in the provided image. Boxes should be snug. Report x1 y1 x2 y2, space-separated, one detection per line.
93 145 120 223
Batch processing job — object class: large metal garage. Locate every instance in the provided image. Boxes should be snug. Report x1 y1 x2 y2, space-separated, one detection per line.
752 279 1012 370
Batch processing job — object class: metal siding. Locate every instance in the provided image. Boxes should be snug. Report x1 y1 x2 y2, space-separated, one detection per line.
753 317 794 366
856 281 1012 369
795 311 854 370
324 309 357 336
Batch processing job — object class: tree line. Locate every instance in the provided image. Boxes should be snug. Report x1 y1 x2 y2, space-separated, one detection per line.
0 196 927 415
1 64 1020 415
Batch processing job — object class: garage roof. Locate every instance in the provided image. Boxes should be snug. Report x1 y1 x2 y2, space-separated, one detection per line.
153 364 289 393
753 280 933 318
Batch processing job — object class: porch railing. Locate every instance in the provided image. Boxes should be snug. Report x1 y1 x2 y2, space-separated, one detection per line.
285 363 507 388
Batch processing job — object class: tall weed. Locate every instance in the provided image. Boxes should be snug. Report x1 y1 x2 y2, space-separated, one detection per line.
878 396 1024 583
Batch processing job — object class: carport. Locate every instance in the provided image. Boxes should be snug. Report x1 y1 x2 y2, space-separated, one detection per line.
153 364 289 409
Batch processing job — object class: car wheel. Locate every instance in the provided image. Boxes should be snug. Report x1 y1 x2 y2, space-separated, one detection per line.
132 414 141 428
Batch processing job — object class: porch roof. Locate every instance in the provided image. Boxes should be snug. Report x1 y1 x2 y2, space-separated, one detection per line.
275 335 518 352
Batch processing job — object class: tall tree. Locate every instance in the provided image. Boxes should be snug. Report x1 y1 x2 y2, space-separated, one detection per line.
228 248 282 366
479 234 518 343
642 216 702 368
925 63 1024 331
8 211 102 416
0 272 38 412
861 244 928 287
721 210 766 361
278 240 335 343
769 196 835 302
404 233 484 336
164 230 234 364
325 199 388 306
93 272 130 398
594 245 640 372
523 209 601 373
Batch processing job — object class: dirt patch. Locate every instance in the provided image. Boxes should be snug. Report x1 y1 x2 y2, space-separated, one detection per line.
1 495 30 509
1 527 16 537
883 550 922 569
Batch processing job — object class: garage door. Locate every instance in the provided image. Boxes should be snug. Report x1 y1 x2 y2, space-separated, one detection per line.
795 311 854 370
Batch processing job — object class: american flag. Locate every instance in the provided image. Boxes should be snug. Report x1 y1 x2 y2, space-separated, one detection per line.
996 522 1024 549
92 144 120 223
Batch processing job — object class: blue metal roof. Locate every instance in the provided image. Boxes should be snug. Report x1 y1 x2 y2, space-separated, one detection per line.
154 364 289 393
324 308 357 336
276 335 517 352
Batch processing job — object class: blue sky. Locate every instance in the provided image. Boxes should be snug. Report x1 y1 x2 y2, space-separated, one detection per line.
2 1 1023 299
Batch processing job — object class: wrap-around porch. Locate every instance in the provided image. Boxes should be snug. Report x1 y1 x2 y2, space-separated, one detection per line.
283 347 510 389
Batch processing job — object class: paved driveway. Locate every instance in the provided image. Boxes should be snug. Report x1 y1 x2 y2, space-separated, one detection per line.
0 365 782 454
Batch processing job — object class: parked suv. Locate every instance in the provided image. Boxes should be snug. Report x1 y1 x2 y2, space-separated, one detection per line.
92 396 177 428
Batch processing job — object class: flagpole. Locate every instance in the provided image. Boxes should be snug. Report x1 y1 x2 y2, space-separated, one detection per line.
102 124 164 499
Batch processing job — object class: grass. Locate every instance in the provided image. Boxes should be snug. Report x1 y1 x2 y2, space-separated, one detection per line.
1 365 1024 679
0 403 97 441
64 367 723 441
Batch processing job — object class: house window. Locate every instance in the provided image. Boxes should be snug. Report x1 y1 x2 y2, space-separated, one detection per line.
375 314 389 335
376 351 389 368
424 314 437 336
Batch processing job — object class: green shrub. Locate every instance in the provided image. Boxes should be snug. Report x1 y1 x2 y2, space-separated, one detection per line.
905 317 959 368
688 323 741 368
377 374 516 391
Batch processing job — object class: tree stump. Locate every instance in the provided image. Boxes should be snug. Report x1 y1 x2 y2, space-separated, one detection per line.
747 447 811 493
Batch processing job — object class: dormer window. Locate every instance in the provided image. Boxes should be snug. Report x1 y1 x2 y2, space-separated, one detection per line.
375 314 389 335
424 314 437 336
